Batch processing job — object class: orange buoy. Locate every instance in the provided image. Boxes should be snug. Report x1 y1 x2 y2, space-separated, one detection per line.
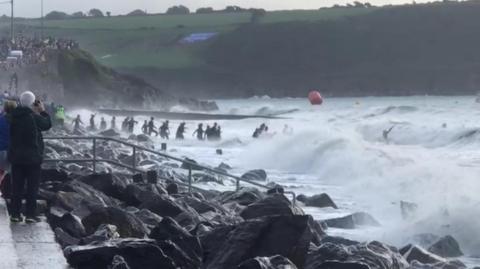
308 91 323 105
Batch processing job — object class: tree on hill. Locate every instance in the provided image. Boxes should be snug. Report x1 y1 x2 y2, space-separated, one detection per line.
250 8 266 23
88 8 104 17
196 7 214 14
166 5 190 15
127 9 147 16
45 11 69 20
224 6 245 12
71 11 85 18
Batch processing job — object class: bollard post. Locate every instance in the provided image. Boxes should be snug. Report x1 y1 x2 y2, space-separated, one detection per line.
161 143 167 151
132 146 136 170
92 138 97 173
188 167 192 193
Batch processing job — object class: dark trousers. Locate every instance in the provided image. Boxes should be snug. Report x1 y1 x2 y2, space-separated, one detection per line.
10 164 41 218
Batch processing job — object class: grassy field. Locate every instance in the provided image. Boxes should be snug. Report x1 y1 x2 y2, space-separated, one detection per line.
10 8 376 69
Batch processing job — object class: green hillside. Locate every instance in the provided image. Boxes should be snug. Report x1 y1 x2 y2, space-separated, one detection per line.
12 8 375 69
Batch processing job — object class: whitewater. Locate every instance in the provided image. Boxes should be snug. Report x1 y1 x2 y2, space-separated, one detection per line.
74 96 480 264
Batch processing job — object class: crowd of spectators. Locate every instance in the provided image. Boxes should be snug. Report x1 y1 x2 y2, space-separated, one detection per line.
0 36 79 70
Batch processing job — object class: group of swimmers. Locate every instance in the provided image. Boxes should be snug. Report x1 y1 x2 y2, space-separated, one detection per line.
193 123 222 141
72 114 223 141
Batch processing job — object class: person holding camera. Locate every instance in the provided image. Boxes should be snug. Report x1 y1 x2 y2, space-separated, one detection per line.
8 91 52 223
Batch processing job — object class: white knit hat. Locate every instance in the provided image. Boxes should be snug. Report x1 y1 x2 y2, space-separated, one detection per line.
19 91 36 107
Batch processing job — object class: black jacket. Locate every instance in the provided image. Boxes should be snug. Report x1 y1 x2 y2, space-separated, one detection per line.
8 107 52 165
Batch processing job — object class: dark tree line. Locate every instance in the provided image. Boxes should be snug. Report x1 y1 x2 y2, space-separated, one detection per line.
45 9 107 20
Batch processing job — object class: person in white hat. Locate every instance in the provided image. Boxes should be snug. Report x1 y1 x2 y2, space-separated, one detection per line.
8 91 52 223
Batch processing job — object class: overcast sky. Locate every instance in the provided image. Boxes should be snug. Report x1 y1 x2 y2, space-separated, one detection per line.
0 0 422 18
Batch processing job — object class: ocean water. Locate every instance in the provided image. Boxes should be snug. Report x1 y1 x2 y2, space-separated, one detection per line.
73 96 480 262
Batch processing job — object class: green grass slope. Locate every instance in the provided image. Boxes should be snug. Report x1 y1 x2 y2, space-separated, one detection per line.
13 8 375 70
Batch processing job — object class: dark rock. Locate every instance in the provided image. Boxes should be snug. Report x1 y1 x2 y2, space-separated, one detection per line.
408 260 467 269
296 194 308 203
132 174 144 183
267 185 284 195
136 134 151 142
320 236 360 246
194 173 223 184
181 158 203 171
166 182 179 195
324 212 380 229
202 215 320 269
241 169 267 181
61 180 120 207
54 228 80 249
110 255 130 269
401 245 445 264
218 187 266 206
64 239 177 269
238 255 298 269
303 193 338 209
41 168 70 183
146 170 157 184
139 193 186 218
240 194 304 220
59 212 87 238
156 240 202 269
217 162 232 170
149 217 191 240
53 191 86 211
78 173 127 201
82 224 120 245
173 202 203 228
123 183 168 206
178 195 220 214
99 129 120 137
149 217 202 268
427 235 463 258
305 241 408 269
133 209 163 228
82 205 148 238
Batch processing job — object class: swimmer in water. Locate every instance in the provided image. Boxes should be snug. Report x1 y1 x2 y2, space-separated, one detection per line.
383 126 395 143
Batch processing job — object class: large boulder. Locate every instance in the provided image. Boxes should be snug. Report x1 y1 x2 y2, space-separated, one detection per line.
238 255 298 269
427 235 463 258
64 239 177 269
82 205 148 238
299 193 338 209
54 228 80 249
149 217 202 269
99 129 120 137
201 215 322 269
323 212 380 229
305 241 408 269
400 245 445 264
133 209 163 228
41 168 70 183
218 188 266 206
139 193 186 218
82 224 120 245
240 194 304 220
241 169 267 181
78 173 127 201
59 212 87 238
61 180 120 207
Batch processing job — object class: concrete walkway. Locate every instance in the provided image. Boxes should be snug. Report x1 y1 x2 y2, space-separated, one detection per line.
0 199 69 269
